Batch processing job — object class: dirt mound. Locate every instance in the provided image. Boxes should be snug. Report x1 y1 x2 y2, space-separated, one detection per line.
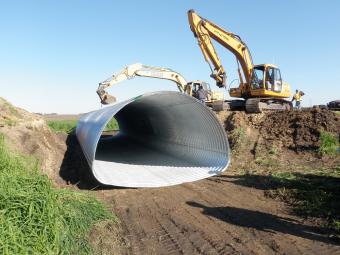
0 97 66 183
261 109 340 151
220 109 339 152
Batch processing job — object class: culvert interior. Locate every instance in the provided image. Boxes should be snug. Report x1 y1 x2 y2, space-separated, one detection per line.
76 92 230 187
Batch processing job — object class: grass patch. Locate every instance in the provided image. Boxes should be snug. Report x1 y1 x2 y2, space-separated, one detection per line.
0 119 17 127
104 118 119 131
48 118 119 134
254 144 280 169
269 168 340 235
228 127 247 153
230 167 340 236
268 145 279 156
3 101 21 118
254 156 279 168
48 120 78 134
0 134 116 254
318 131 339 156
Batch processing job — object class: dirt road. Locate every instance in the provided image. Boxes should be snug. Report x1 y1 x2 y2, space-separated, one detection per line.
92 173 338 255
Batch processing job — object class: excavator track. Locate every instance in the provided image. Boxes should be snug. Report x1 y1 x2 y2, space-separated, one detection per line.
245 98 292 113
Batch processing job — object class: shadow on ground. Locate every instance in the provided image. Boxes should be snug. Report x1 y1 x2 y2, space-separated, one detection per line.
59 134 126 190
208 172 340 240
187 201 339 245
211 172 340 192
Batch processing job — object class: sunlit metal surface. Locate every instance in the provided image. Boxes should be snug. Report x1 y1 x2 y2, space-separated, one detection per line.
76 91 230 188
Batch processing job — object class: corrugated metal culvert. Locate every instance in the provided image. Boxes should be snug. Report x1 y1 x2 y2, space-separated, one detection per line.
76 91 230 187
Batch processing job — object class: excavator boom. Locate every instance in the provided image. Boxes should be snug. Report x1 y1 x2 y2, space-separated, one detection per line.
188 10 254 87
96 62 225 110
96 63 188 105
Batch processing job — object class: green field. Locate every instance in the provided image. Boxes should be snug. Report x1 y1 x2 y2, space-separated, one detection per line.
47 120 78 134
0 134 116 254
47 118 119 134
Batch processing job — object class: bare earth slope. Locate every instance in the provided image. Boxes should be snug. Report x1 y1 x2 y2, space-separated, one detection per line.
0 97 66 182
1 97 339 255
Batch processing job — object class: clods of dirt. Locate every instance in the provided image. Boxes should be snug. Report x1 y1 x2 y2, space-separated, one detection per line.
221 108 339 152
261 108 340 151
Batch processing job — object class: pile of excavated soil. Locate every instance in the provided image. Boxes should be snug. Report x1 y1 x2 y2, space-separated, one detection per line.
260 109 340 151
0 97 66 183
220 109 340 152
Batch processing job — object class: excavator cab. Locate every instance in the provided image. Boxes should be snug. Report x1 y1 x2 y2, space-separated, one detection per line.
251 65 283 93
191 81 210 92
190 81 224 111
190 81 209 99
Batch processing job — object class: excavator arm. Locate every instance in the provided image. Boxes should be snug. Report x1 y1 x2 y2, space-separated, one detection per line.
188 10 254 88
96 63 189 104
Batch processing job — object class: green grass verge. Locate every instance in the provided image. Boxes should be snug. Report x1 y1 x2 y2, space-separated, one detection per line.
232 167 340 236
48 118 119 134
269 168 340 235
318 131 339 156
0 134 116 254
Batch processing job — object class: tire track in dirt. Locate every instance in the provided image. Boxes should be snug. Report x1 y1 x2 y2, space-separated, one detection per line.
151 196 229 255
182 179 339 255
113 177 340 255
180 182 277 255
115 191 186 255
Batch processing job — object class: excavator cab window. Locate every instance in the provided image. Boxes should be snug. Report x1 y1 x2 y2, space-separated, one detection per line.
192 82 210 92
265 67 282 92
251 66 265 89
265 68 274 90
201 82 211 91
192 82 211 99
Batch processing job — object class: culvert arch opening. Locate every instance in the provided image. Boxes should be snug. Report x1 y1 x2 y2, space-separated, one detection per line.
76 91 230 187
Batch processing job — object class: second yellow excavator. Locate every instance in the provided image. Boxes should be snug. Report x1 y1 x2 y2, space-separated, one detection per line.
188 10 292 112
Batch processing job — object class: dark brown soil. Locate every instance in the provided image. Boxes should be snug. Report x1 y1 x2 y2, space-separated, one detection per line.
261 109 340 151
107 176 340 255
222 108 340 152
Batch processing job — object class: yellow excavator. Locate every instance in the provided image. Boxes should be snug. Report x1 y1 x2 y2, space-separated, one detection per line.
96 63 224 110
188 10 292 112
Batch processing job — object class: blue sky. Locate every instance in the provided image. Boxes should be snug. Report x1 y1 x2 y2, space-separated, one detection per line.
0 1 339 113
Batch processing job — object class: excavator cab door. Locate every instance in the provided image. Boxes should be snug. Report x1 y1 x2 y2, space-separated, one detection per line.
265 67 282 92
273 68 283 92
201 82 211 91
191 82 200 99
251 66 265 90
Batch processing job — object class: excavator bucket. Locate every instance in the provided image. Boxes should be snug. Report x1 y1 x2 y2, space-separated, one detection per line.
96 86 117 105
100 93 117 105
